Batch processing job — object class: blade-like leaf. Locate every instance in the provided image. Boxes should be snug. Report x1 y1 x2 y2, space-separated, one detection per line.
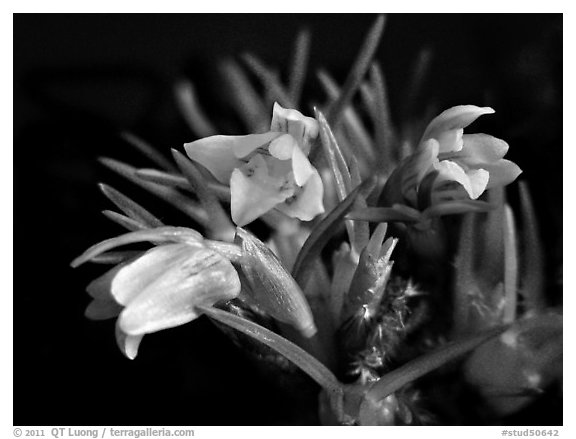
242 53 293 107
135 169 191 192
503 205 518 324
346 206 420 223
102 210 147 232
172 149 235 241
220 59 268 132
288 29 311 105
199 306 344 411
518 181 545 311
327 15 386 127
100 157 209 227
423 199 495 218
99 183 164 228
71 227 204 268
368 63 395 172
292 179 372 287
120 132 178 173
453 213 477 334
174 79 218 138
358 325 507 425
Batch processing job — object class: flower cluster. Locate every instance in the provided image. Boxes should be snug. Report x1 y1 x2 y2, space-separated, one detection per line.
71 16 560 426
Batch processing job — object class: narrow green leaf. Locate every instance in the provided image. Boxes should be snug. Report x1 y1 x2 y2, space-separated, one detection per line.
99 183 164 228
120 132 178 173
174 79 218 137
90 250 143 264
199 306 344 402
518 181 545 311
327 15 386 127
242 53 293 107
368 63 395 172
317 69 375 164
219 59 269 132
292 180 371 287
453 213 477 334
172 149 235 241
358 325 507 425
346 207 420 223
503 205 518 324
70 226 204 268
288 29 311 105
102 210 147 232
99 157 209 227
135 168 192 192
423 199 495 218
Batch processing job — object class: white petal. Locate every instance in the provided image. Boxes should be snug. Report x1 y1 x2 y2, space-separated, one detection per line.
271 102 318 152
184 132 278 183
230 156 294 226
115 320 143 360
276 169 324 221
111 243 199 306
433 160 485 199
291 142 315 186
455 134 510 164
118 247 240 336
421 105 495 153
466 168 491 199
86 264 124 301
485 159 523 189
268 133 297 160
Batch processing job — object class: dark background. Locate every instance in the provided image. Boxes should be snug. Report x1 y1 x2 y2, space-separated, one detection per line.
14 14 562 425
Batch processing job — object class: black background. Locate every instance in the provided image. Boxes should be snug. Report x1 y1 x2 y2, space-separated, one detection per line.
14 14 562 425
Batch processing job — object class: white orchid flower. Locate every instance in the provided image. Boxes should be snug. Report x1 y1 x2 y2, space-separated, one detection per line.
401 105 522 206
85 242 241 359
184 103 325 226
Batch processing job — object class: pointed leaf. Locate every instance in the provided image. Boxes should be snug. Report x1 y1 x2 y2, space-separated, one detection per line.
199 306 343 402
120 132 178 173
502 205 518 323
102 210 147 231
288 29 311 105
242 53 293 107
327 15 386 127
99 183 164 228
135 169 191 192
70 227 204 268
359 325 507 425
346 207 420 223
174 79 218 137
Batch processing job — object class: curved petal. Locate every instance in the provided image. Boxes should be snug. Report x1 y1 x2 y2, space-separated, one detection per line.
111 243 199 306
291 142 315 186
484 159 523 189
271 102 319 153
118 247 241 336
86 263 125 301
115 320 143 360
184 132 279 183
434 160 488 200
455 134 510 165
230 156 294 226
421 106 495 153
276 169 325 221
268 133 297 160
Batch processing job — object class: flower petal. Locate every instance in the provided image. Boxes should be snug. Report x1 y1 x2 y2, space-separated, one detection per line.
85 299 123 320
86 264 124 301
455 134 510 165
268 133 297 160
291 142 315 186
484 159 523 189
230 156 294 226
434 160 488 200
276 169 324 221
111 243 200 306
184 132 278 183
271 102 318 153
421 106 495 153
118 247 240 336
115 320 143 360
